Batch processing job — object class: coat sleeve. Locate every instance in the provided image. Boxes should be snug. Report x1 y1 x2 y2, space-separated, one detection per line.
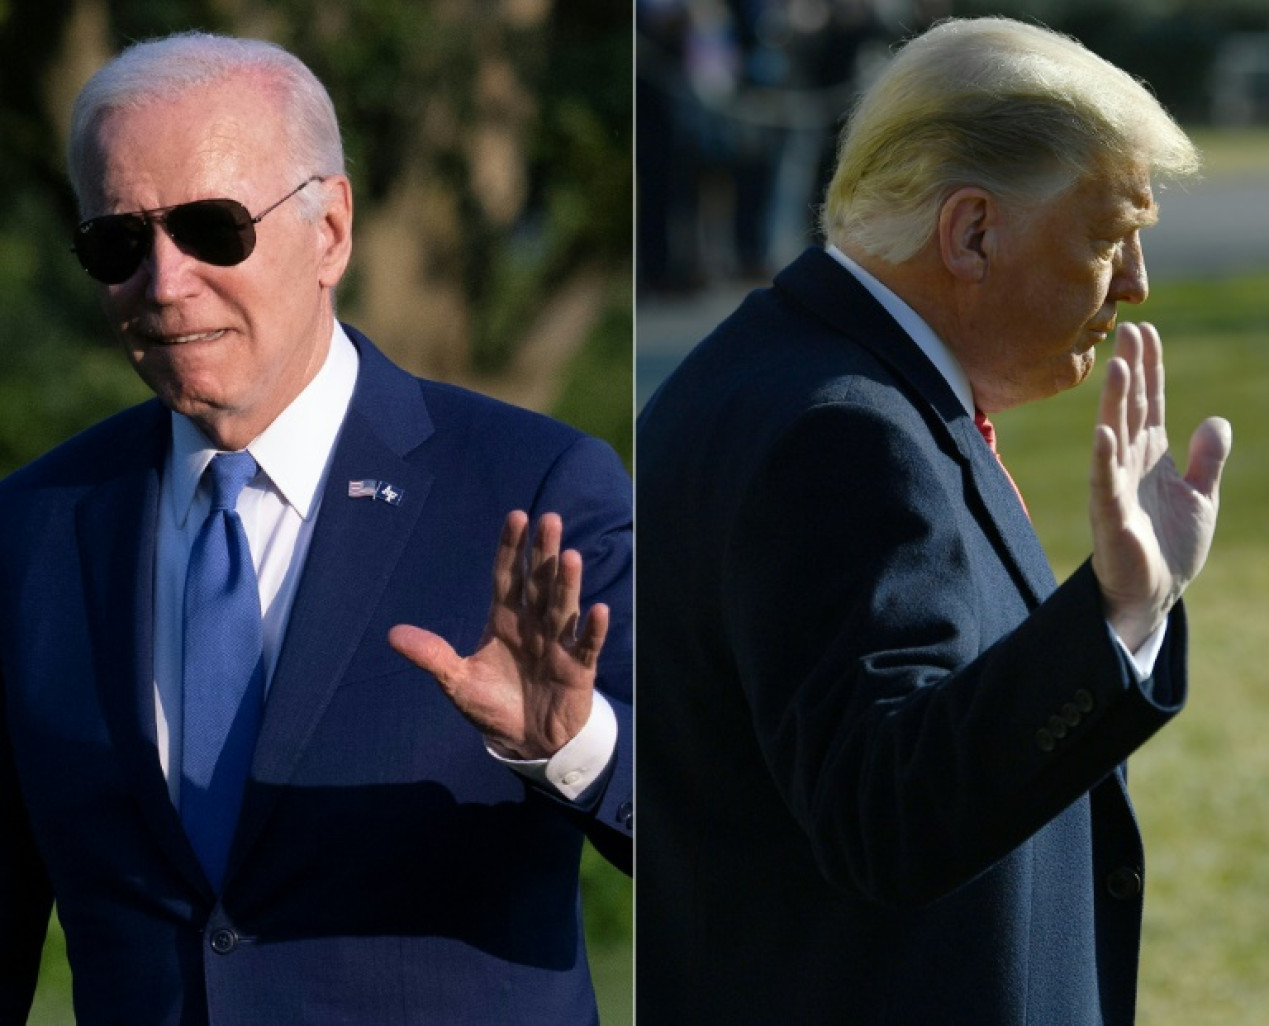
0 666 54 1022
528 434 632 874
720 400 1184 908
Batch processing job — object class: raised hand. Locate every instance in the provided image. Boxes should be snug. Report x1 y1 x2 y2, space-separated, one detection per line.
1089 322 1232 650
388 511 609 760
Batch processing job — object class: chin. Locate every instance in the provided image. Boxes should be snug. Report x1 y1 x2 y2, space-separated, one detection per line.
142 371 228 419
1074 349 1097 384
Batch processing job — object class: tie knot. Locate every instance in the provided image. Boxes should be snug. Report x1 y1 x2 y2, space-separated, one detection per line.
204 451 259 511
973 410 997 454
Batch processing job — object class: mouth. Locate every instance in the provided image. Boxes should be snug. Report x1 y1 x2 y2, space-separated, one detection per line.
135 328 228 346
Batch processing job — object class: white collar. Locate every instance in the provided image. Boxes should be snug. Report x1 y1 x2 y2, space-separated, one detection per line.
169 322 360 526
826 245 976 416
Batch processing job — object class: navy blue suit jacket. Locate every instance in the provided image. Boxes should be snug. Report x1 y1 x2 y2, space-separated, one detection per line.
636 249 1185 1024
0 326 632 1025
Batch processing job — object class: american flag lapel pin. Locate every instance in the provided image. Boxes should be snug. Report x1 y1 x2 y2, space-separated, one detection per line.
348 479 403 506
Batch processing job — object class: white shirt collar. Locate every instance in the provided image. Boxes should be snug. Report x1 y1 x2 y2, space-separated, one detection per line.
826 244 976 416
169 322 360 526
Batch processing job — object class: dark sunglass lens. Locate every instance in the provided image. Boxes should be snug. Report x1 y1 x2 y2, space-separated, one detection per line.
166 199 254 266
73 215 151 284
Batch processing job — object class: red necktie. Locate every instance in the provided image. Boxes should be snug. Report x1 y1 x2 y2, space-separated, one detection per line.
974 410 1029 518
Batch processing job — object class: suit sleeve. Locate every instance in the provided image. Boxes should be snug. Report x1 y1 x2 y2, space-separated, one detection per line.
721 402 1183 908
528 434 632 874
0 667 54 1022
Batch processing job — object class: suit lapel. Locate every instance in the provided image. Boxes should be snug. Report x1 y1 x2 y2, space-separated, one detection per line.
75 404 211 894
947 415 1057 602
230 333 435 871
775 248 1057 606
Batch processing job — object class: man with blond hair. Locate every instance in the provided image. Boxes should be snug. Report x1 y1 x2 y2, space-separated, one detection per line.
637 17 1229 1024
0 31 630 1025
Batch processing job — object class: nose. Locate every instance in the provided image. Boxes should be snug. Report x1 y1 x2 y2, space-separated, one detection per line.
143 225 201 305
1110 231 1148 306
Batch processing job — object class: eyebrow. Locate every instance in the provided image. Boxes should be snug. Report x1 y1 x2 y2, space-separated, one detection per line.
1100 198 1158 236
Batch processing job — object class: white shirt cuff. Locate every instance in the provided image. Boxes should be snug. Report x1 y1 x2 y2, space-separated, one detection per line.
1112 619 1168 681
486 691 619 801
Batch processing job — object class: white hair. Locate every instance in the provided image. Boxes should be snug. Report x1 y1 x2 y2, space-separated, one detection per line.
68 31 345 220
821 17 1200 264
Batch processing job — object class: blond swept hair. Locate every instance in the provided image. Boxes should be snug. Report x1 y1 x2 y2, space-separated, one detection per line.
821 17 1199 264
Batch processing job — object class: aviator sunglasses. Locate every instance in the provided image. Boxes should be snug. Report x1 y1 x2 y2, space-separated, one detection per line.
71 176 324 285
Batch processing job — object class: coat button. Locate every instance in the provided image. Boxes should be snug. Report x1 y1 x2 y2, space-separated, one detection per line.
1036 728 1056 753
1047 715 1068 739
209 928 239 955
1107 867 1143 900
1061 703 1082 727
617 800 633 830
1074 689 1095 714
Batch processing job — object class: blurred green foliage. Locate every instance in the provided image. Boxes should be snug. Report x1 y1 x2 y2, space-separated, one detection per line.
554 295 635 470
275 0 632 375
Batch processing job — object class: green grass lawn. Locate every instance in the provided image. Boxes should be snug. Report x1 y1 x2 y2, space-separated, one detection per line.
995 270 1269 1024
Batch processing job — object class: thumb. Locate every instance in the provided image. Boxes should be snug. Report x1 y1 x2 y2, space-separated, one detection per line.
388 624 464 689
1185 416 1232 500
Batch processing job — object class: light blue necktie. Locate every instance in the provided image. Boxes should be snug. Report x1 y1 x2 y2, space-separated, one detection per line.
180 451 265 891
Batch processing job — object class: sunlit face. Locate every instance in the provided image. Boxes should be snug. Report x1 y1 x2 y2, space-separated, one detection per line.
958 162 1156 413
84 77 351 450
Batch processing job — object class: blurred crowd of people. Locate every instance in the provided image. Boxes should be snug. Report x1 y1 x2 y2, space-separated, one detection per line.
636 0 950 296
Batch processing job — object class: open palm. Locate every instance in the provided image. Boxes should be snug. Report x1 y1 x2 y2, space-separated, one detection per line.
388 511 608 759
1089 323 1231 650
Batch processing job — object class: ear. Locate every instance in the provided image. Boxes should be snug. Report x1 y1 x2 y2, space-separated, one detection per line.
937 186 995 283
315 174 354 289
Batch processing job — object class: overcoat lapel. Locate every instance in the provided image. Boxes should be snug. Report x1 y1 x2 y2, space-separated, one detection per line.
946 414 1057 602
775 248 1058 606
230 333 435 873
75 404 210 894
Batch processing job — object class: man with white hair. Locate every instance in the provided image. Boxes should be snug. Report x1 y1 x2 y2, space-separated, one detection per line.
0 32 630 1025
637 17 1229 1024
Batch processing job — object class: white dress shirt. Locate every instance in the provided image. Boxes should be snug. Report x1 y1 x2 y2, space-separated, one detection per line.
826 245 1166 678
154 322 614 806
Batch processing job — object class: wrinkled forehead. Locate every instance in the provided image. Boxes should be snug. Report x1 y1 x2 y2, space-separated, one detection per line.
1039 160 1158 234
82 80 291 214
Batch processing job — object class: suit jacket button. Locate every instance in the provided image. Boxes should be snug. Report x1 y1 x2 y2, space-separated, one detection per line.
1107 867 1143 900
1047 715 1068 739
617 800 633 830
210 928 239 955
1061 703 1082 727
1074 689 1095 714
1036 729 1056 753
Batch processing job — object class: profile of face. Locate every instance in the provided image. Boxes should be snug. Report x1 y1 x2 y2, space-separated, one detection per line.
950 161 1156 413
82 76 352 451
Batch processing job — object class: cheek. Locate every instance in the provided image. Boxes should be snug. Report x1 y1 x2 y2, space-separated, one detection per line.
99 282 139 328
1044 276 1102 338
1078 261 1114 309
